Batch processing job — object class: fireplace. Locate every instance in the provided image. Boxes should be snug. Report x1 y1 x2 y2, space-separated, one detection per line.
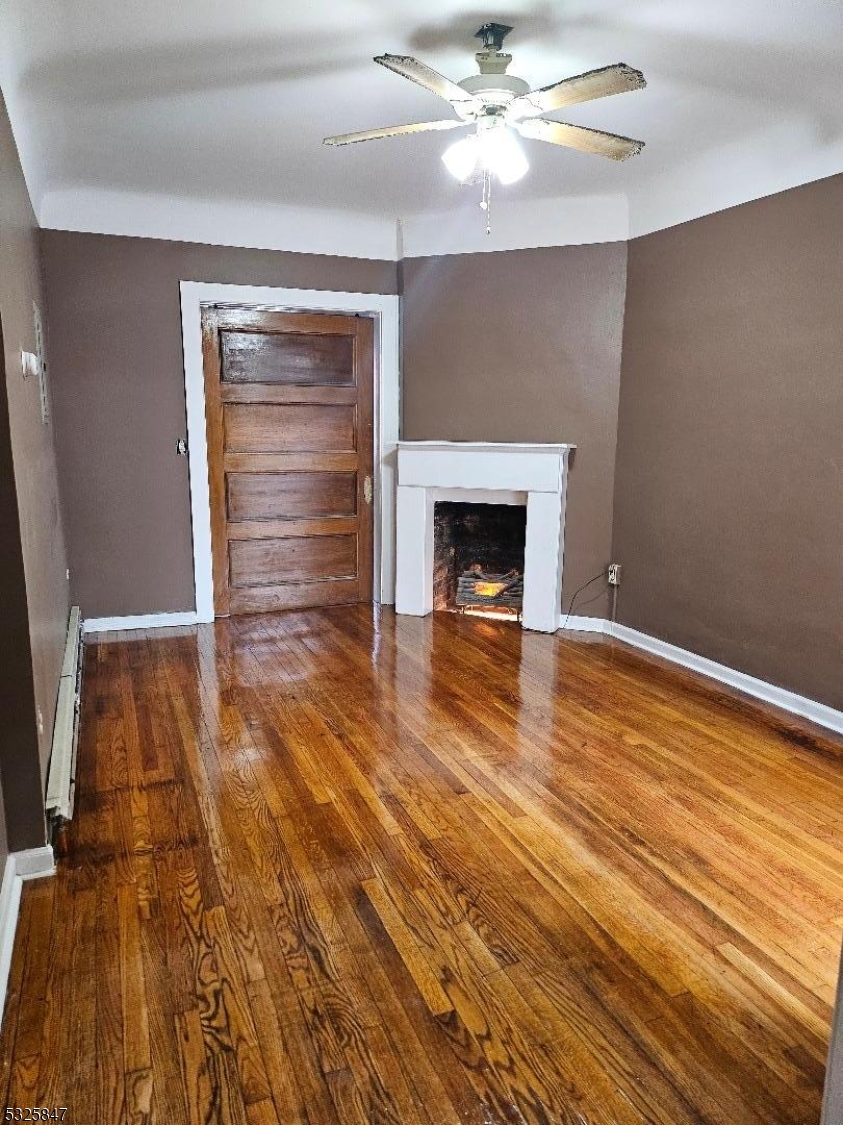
433 502 526 618
395 441 574 633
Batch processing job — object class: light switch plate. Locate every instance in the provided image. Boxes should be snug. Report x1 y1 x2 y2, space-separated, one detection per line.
20 349 39 378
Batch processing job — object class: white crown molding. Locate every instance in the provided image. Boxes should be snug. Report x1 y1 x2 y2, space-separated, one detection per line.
0 846 54 1028
399 193 629 258
39 186 401 261
39 185 629 261
83 611 200 634
628 127 843 239
33 166 843 260
558 617 843 737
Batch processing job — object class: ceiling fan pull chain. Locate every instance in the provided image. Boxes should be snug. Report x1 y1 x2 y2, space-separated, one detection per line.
480 167 492 235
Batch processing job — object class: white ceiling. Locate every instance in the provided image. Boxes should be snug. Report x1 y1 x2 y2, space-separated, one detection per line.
2 0 842 250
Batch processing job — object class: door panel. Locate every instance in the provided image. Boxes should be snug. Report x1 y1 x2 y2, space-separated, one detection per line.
223 403 356 453
202 306 374 616
221 331 355 385
229 535 357 588
227 472 357 522
228 578 360 615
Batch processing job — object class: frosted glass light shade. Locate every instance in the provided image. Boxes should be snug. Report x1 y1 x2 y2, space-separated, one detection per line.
441 134 480 182
442 127 529 185
480 127 529 185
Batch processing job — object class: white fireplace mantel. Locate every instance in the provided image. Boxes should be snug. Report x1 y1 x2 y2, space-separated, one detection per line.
395 441 575 632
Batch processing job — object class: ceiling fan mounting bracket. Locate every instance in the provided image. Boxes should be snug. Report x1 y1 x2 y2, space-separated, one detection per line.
473 23 514 77
474 22 513 52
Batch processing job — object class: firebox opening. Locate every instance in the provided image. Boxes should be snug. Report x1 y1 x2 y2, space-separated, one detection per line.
433 501 527 619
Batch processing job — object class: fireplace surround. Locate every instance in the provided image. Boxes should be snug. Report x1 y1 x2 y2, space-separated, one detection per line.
395 441 574 632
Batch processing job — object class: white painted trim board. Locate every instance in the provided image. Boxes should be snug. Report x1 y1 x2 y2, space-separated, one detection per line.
13 847 56 881
559 615 610 634
399 193 628 257
395 442 572 634
40 188 400 261
38 170 843 256
557 618 843 737
38 187 629 259
0 847 55 1027
179 283 400 623
83 611 200 635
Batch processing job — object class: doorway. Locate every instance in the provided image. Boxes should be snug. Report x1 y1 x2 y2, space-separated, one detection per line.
201 304 375 616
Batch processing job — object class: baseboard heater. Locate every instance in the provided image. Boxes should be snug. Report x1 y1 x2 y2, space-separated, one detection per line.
45 606 83 833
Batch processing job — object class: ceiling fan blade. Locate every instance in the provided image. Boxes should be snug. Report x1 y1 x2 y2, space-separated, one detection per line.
375 54 479 106
324 119 468 147
510 63 646 118
516 117 644 161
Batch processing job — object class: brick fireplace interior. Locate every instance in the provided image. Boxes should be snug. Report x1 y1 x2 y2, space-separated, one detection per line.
433 501 527 617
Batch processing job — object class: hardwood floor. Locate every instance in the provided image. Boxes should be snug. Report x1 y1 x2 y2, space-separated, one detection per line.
1 606 841 1124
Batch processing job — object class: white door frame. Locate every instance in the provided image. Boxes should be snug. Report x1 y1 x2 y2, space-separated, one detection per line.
179 281 399 622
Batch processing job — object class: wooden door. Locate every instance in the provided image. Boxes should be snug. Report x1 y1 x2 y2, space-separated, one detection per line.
201 306 374 616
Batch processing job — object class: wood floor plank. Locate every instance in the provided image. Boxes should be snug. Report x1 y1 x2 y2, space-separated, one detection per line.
176 1008 215 1125
0 890 39 1105
34 875 80 1110
4 606 840 1123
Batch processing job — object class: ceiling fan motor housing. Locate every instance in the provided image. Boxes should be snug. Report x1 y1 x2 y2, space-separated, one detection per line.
455 22 529 116
456 72 530 117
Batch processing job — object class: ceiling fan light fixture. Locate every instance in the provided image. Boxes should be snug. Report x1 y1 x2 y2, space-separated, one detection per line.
480 126 529 184
442 126 528 185
441 133 481 183
329 32 646 230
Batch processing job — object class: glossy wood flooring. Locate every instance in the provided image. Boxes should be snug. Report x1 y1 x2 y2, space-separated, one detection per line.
2 607 842 1124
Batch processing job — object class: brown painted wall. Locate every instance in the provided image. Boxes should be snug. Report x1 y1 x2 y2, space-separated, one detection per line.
41 181 842 718
613 176 843 710
0 89 69 850
0 318 41 855
41 230 397 619
401 244 627 616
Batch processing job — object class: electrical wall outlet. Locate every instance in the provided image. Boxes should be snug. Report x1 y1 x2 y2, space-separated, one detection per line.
607 563 622 586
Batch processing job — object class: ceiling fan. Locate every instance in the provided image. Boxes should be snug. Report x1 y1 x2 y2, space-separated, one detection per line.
324 23 646 226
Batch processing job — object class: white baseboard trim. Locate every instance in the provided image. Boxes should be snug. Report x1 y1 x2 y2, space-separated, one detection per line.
557 615 610 633
557 617 843 737
610 623 843 737
0 846 55 1026
0 858 22 1027
14 846 56 881
83 611 200 635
